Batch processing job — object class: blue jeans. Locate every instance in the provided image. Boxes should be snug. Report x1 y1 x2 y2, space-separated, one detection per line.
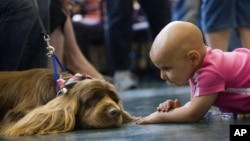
0 0 50 70
171 0 201 26
201 0 250 33
104 0 171 73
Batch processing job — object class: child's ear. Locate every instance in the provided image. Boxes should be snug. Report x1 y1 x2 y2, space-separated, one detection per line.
187 50 200 65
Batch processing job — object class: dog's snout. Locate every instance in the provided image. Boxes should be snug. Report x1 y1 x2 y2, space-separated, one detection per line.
109 108 121 119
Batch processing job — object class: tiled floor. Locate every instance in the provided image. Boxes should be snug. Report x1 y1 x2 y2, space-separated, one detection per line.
1 82 250 141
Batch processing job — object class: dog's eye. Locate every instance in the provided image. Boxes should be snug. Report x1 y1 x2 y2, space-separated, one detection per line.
84 94 103 108
84 99 96 108
108 92 119 103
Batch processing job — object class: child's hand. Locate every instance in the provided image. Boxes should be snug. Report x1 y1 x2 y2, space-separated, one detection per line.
136 112 164 124
157 99 181 112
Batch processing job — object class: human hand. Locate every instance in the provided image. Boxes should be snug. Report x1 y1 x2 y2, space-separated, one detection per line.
157 99 181 112
136 112 165 124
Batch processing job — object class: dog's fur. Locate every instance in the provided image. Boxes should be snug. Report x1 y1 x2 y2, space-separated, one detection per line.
0 69 136 136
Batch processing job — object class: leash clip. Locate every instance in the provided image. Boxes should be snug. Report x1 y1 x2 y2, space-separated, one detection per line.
47 45 55 57
44 34 55 57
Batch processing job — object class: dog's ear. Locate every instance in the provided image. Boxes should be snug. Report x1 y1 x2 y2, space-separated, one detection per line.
1 107 30 124
119 103 138 123
2 95 78 136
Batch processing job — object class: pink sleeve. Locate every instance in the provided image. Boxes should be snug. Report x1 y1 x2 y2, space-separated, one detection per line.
197 69 225 96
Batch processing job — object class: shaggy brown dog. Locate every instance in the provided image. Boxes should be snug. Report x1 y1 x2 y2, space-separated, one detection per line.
0 69 136 136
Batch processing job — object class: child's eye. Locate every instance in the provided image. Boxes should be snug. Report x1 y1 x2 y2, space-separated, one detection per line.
162 67 171 71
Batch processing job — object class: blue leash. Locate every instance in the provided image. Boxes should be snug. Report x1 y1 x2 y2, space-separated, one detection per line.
51 54 66 87
45 40 66 87
31 0 66 87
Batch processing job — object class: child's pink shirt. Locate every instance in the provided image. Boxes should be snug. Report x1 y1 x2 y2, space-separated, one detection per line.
189 47 250 113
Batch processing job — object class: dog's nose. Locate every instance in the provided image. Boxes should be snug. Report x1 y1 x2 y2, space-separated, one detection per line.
109 108 121 119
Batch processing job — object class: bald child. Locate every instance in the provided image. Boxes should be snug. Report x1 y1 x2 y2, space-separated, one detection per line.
136 21 250 124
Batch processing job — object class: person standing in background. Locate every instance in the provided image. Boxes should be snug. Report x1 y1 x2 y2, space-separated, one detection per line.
171 0 201 25
104 0 171 91
200 0 250 51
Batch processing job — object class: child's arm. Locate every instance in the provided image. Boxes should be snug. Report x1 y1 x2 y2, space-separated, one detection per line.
136 93 218 124
157 99 182 112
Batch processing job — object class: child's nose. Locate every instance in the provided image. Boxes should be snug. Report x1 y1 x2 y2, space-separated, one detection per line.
160 71 168 80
